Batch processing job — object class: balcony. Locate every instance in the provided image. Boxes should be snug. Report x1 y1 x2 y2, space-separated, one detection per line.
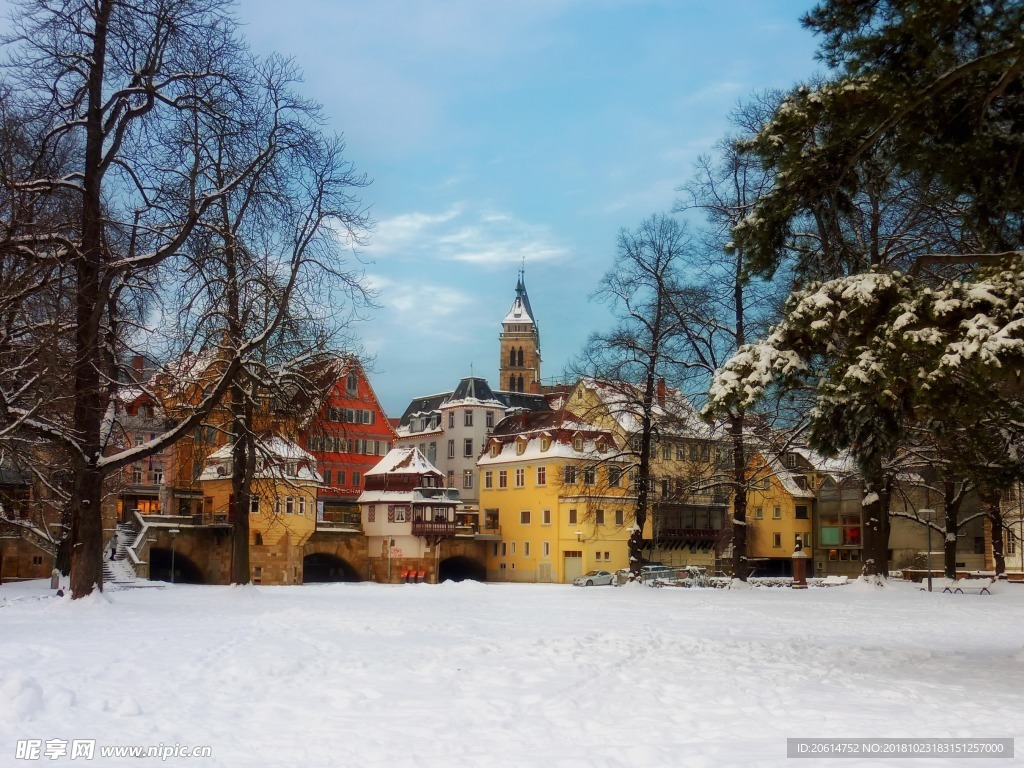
474 526 502 541
658 527 720 542
411 520 457 537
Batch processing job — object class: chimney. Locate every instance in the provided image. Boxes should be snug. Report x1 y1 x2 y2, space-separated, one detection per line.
657 377 666 407
530 379 541 394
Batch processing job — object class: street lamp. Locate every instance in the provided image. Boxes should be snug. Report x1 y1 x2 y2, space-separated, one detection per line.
169 528 180 584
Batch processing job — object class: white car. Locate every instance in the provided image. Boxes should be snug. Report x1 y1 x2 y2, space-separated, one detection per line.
573 570 615 586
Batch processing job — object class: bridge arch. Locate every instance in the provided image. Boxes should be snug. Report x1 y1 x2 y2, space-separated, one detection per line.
438 555 486 583
149 547 205 584
303 552 361 583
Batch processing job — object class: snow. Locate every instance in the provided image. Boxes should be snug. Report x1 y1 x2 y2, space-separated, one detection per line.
1 579 1022 767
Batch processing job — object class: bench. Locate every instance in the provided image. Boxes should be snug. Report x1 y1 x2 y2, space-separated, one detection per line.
942 577 993 595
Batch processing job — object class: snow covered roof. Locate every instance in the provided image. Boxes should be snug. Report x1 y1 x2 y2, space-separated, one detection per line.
479 410 622 466
366 446 442 477
578 378 712 438
396 377 549 432
200 435 322 482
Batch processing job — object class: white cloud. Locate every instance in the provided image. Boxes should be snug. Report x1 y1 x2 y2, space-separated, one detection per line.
368 203 569 266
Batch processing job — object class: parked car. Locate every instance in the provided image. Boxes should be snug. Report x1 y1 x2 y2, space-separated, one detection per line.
573 570 615 586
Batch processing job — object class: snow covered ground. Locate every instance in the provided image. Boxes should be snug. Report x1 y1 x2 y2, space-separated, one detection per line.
1 578 1022 767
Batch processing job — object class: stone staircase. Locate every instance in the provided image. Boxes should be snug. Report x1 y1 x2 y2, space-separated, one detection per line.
102 522 140 586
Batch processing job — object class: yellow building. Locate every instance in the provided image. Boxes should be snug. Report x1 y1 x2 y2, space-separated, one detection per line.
199 435 321 584
563 378 729 570
479 409 632 583
743 452 816 576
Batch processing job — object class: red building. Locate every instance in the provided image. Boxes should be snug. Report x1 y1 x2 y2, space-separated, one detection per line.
301 358 397 525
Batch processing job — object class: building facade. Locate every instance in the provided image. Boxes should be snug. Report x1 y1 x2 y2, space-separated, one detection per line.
478 409 631 583
499 271 542 394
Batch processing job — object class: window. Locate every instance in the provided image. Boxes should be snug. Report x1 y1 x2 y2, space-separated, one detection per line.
463 470 473 489
511 542 516 555
524 542 531 556
368 505 376 523
536 466 546 486
520 510 531 525
464 410 473 427
337 470 346 486
564 465 577 484
773 506 782 519
573 436 584 451
595 509 605 525
604 551 610 561
352 471 360 487
448 440 455 459
516 440 526 456
795 505 809 520
608 467 621 487
755 506 763 519
785 453 796 468
515 468 525 487
615 509 624 526
448 412 455 428
661 444 670 460
152 468 164 485
298 497 306 516
689 444 698 461
464 438 474 458
486 411 494 428
485 471 493 489
501 542 507 556
347 371 358 394
542 509 551 525
132 466 143 484
286 496 294 515
542 541 550 557
568 509 578 525
773 532 782 548
583 467 595 485
1007 535 1017 556
447 470 455 487
275 497 282 516
498 470 508 489
323 469 332 485
254 533 263 546
32 555 43 566
250 496 260 515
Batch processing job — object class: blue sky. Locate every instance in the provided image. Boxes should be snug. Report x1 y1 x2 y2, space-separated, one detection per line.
134 2 828 415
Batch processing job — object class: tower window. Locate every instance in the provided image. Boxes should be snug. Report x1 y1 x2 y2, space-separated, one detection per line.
517 347 524 367
509 348 516 366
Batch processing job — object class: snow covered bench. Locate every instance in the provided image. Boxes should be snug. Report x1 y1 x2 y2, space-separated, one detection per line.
942 577 993 595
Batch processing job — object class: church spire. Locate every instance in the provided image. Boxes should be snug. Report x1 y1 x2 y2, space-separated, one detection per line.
499 269 541 393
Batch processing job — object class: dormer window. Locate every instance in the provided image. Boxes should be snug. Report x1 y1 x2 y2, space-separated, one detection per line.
573 436 584 451
540 436 551 452
490 442 500 458
516 439 526 456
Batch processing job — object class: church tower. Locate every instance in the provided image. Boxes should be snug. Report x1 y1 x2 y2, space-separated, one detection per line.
499 270 541 393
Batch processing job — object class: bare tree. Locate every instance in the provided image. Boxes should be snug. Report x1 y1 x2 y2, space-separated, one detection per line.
0 0 370 596
576 214 692 579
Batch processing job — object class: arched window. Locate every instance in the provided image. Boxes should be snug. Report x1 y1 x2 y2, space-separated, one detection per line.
509 348 516 366
509 375 516 391
517 375 524 392
517 347 524 367
254 533 263 546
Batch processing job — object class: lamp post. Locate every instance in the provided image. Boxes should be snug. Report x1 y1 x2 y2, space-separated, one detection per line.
169 528 179 584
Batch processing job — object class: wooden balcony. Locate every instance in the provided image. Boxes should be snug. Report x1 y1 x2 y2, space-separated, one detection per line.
411 520 457 537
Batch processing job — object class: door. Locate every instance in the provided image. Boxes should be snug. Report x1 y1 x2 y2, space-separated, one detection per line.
563 550 583 583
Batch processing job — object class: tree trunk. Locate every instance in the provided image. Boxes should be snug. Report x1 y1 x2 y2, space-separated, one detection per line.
860 464 891 579
629 376 657 580
70 0 113 598
984 491 1006 578
729 413 748 580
